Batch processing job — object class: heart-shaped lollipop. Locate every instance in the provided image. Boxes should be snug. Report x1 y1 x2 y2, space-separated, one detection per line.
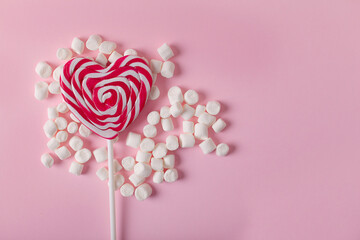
59 56 153 139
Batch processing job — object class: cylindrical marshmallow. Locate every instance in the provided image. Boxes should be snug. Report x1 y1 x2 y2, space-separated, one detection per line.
96 52 108 66
67 122 79 134
195 105 206 117
179 133 195 148
153 143 168 158
99 41 117 54
48 81 60 94
163 154 175 169
86 34 102 51
56 130 68 143
35 81 49 100
75 148 92 163
181 104 195 120
150 59 163 73
113 160 122 173
149 85 160 100
143 124 157 138
55 146 71 160
166 135 179 151
194 123 208 140
129 173 145 187
126 132 142 148
69 136 83 151
43 120 57 138
164 169 178 183
160 106 171 118
54 117 67 130
96 167 109 181
161 118 174 132
41 153 54 168
153 171 164 184
147 111 160 125
124 49 137 56
198 112 216 126
52 65 63 82
161 61 175 78
135 183 152 201
35 61 52 79
56 48 72 61
48 107 58 119
93 147 108 163
113 174 125 190
69 161 84 176
168 86 183 105
120 183 134 197
108 51 123 63
134 162 152 178
170 102 183 117
140 138 155 152
216 143 230 156
183 121 194 133
79 124 92 137
206 101 221 115
157 43 174 61
71 37 84 54
47 137 60 151
57 102 69 113
212 118 227 133
152 73 158 84
122 156 135 171
199 138 216 154
136 150 151 163
151 158 164 171
184 90 199 105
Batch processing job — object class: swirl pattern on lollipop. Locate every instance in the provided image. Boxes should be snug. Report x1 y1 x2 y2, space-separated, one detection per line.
60 56 153 139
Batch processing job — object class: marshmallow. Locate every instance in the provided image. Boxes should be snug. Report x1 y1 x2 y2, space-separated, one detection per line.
164 169 178 183
161 61 175 78
150 59 163 73
143 124 157 138
69 136 83 151
157 43 174 61
150 85 160 100
67 122 78 134
170 102 183 117
69 161 84 176
113 160 122 173
120 183 134 197
54 117 67 130
124 49 137 56
163 154 175 169
43 120 57 138
79 124 92 137
55 146 71 160
71 37 84 54
212 118 227 133
160 106 171 118
135 183 152 201
126 132 141 148
57 102 69 113
161 118 174 132
41 153 54 168
70 113 80 123
140 138 155 152
75 148 92 163
136 150 151 163
122 156 135 171
198 112 216 126
96 167 109 181
56 48 72 61
152 73 158 84
147 111 160 125
194 123 208 140
96 52 108 66
199 138 216 154
47 137 60 151
206 101 221 115
111 135 119 144
216 143 230 156
129 173 145 187
153 143 168 158
166 135 179 151
99 41 117 54
52 65 63 82
181 104 195 120
35 61 52 78
86 34 102 51
56 130 68 143
113 174 125 190
195 105 206 117
183 121 194 133
93 147 107 163
134 162 152 178
184 90 199 105
151 158 164 171
108 51 123 63
153 171 164 184
34 81 49 100
48 107 58 119
48 81 61 94
179 133 195 148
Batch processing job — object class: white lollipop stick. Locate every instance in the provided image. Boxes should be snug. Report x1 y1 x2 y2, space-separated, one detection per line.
107 140 116 240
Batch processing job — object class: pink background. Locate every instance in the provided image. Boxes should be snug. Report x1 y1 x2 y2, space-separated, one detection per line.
1 0 360 239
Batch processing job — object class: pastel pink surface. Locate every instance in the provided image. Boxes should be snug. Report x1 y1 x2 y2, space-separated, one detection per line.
1 1 360 240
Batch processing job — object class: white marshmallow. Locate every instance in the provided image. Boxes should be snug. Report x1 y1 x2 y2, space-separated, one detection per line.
70 113 80 123
48 107 58 119
170 102 183 117
57 102 69 113
34 81 49 100
150 86 160 100
69 161 84 176
113 160 122 173
99 41 117 54
124 49 137 56
41 153 54 168
153 171 164 184
160 106 171 118
140 138 155 152
179 133 195 148
79 124 92 137
198 112 216 126
43 120 57 138
181 104 195 120
206 101 221 115
69 136 83 151
96 52 108 66
147 111 160 125
75 148 92 163
164 169 178 183
56 130 68 143
86 34 102 51
54 117 67 130
55 146 71 160
216 143 230 156
183 121 194 133
151 158 164 171
163 154 175 169
122 156 135 171
71 37 84 54
157 43 174 61
93 147 108 163
166 135 179 151
161 61 175 78
184 90 199 105
48 81 61 94
135 183 152 201
143 124 157 138
212 118 227 133
35 61 52 78
152 73 158 84
129 173 145 187
47 137 60 151
153 143 168 158
120 183 134 197
199 138 216 154
126 132 141 148
136 150 151 163
195 105 206 117
56 48 72 60
113 174 125 190
96 167 109 181
108 51 123 63
134 162 152 178
161 118 174 132
194 123 208 140
52 65 63 82
67 122 78 134
111 135 119 144
150 59 163 73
